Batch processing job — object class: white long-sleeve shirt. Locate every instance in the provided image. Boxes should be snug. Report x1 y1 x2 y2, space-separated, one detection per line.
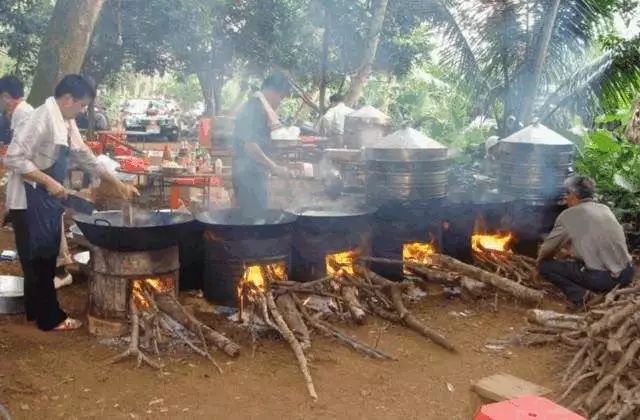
4 100 34 210
10 100 34 135
4 97 102 209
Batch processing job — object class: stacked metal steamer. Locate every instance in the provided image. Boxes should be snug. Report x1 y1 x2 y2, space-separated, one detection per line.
364 127 449 279
493 121 575 254
324 106 390 196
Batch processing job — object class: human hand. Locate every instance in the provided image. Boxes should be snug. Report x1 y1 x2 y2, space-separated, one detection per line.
47 180 68 199
117 182 140 200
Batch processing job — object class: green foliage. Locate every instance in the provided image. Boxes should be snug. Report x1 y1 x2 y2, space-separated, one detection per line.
0 0 52 79
576 109 640 215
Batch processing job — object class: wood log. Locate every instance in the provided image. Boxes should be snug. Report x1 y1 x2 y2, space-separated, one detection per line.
276 293 311 350
585 339 640 410
406 264 487 296
340 283 367 324
265 292 318 401
589 302 640 336
388 284 456 352
291 294 395 360
526 309 585 330
154 293 240 358
430 253 544 303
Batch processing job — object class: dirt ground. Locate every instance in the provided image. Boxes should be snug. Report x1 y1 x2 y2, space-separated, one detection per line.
0 143 566 419
0 225 565 420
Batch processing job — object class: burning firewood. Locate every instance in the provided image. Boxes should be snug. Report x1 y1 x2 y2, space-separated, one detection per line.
516 284 640 418
107 279 240 371
430 253 544 304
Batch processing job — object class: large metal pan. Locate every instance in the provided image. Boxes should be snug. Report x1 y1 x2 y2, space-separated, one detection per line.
74 209 195 252
0 275 25 314
286 203 376 231
196 209 297 241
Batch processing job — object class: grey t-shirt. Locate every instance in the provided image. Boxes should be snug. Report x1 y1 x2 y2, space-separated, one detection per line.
232 97 271 179
539 199 631 275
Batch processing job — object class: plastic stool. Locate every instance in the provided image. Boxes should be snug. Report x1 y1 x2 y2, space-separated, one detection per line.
474 395 585 420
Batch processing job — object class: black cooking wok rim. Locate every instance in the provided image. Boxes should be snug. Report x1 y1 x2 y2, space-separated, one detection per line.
73 209 195 228
286 204 377 218
196 208 298 227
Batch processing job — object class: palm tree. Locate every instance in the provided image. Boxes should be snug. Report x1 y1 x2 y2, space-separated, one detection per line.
405 0 640 136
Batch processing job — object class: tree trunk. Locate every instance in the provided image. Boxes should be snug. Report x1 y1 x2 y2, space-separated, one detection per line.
625 97 640 145
28 0 105 106
517 0 561 125
343 0 389 107
318 10 330 114
197 70 215 117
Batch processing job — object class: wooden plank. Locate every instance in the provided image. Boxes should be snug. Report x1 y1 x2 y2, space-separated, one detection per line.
473 373 551 402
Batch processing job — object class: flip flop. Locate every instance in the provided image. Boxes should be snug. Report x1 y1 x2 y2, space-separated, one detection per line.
53 317 82 331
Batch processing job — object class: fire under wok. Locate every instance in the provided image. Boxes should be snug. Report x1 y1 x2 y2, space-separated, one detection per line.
74 209 195 252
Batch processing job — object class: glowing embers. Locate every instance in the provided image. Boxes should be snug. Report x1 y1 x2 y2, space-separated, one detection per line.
325 250 356 277
471 217 513 254
471 232 513 253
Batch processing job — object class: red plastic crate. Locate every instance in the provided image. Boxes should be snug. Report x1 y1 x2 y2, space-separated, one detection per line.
474 395 585 420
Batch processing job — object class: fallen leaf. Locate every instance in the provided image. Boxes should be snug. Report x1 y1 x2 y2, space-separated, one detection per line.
149 398 164 406
446 382 455 392
20 404 30 410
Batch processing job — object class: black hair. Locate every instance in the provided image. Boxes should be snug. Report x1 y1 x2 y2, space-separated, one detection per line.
329 93 344 103
261 72 291 95
564 175 596 199
54 74 96 100
0 75 25 99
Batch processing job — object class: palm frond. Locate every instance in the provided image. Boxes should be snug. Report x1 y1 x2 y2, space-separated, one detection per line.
539 35 640 122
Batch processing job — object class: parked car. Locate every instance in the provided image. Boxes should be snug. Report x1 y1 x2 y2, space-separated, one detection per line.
122 99 180 141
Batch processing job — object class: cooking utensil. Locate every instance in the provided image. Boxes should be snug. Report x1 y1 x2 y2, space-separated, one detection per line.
62 193 96 215
73 209 195 251
197 208 296 239
0 275 24 314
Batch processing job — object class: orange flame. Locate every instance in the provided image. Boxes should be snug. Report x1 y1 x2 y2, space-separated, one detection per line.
237 261 286 297
403 242 436 265
132 276 175 310
326 250 355 277
471 232 513 253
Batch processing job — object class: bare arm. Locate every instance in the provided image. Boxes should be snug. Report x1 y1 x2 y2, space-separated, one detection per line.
244 142 290 177
244 142 278 171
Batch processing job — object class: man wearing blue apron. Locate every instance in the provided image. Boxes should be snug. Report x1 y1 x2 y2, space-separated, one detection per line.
232 73 292 216
5 74 138 331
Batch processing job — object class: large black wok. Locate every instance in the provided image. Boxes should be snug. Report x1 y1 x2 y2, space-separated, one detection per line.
286 203 376 232
74 210 195 252
196 208 297 240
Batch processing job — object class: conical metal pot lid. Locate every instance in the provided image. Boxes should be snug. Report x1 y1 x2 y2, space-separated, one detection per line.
501 121 573 145
370 127 447 150
346 105 389 125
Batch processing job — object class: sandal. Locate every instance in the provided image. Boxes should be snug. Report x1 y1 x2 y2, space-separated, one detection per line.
53 317 82 331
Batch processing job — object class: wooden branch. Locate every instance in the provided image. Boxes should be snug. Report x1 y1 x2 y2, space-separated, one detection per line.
589 302 640 336
276 293 311 350
266 292 318 401
431 254 544 303
526 309 585 330
340 283 367 324
585 339 640 410
292 294 395 360
388 283 456 352
154 293 240 358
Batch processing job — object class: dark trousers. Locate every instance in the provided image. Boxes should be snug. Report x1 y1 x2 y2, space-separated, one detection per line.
539 260 635 305
11 210 67 330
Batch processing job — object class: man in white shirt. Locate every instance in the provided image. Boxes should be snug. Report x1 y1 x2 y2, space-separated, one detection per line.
5 74 138 331
0 75 34 136
315 94 354 141
0 76 72 289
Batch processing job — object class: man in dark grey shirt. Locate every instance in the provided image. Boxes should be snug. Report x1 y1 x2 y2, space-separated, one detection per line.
232 73 291 214
537 176 634 309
